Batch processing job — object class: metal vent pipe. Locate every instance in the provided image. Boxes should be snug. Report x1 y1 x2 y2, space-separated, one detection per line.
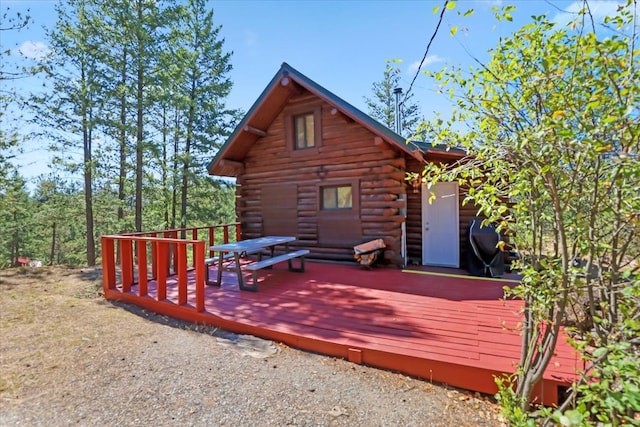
393 87 403 135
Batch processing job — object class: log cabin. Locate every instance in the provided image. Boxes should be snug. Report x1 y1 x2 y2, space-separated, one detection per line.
207 63 475 268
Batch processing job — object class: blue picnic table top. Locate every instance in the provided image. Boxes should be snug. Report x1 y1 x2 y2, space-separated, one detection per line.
210 236 295 253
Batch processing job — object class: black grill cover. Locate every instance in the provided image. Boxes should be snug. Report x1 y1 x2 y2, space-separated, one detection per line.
466 217 505 278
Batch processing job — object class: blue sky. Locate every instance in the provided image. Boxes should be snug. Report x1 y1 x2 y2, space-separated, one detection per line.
0 0 627 183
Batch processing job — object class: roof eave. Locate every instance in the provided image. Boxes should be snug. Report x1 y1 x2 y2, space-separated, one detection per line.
424 148 467 160
207 67 289 176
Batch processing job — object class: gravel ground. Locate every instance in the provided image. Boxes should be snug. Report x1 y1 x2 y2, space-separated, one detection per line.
0 267 504 426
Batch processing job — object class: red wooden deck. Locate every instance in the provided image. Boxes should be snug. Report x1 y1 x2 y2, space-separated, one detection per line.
106 260 582 405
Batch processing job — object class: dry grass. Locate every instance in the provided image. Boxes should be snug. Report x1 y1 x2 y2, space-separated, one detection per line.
0 266 503 426
1 267 118 397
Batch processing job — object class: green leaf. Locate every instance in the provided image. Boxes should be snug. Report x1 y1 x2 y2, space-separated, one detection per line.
541 58 549 71
463 9 475 17
432 5 440 14
586 100 600 110
568 409 583 423
446 2 456 10
450 26 458 36
592 347 608 358
559 415 571 426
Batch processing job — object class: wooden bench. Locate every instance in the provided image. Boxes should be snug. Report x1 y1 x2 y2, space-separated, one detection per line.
205 247 265 286
242 249 310 291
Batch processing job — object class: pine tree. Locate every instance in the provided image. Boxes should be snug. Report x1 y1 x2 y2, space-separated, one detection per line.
0 170 33 267
364 62 422 137
92 0 136 233
161 0 235 230
32 0 101 265
0 8 32 190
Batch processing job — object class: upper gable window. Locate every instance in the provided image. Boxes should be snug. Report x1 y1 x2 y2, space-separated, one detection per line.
286 104 322 153
294 113 315 149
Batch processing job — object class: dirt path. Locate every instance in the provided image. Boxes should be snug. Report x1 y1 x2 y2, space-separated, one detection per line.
0 267 503 426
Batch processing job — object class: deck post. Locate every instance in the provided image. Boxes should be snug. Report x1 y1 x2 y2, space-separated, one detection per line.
168 231 179 275
101 236 116 291
194 241 205 312
177 243 187 305
150 235 158 279
138 240 148 297
120 239 134 293
208 227 215 257
156 241 168 301
191 229 199 268
235 223 241 242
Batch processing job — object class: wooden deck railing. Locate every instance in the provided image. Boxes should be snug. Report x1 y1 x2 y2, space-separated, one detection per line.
101 223 241 312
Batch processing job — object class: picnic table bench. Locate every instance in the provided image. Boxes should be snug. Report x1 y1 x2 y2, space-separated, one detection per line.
244 249 309 291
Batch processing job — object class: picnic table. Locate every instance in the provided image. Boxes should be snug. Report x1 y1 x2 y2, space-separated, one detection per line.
208 236 309 291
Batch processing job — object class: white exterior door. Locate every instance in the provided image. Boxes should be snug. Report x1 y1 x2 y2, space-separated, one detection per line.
422 182 460 267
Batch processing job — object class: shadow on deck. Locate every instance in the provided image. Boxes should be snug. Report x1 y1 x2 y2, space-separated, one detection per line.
104 260 582 406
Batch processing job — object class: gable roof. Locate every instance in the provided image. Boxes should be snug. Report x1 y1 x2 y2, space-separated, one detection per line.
207 63 464 176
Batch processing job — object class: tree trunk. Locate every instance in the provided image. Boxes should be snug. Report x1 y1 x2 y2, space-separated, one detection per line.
118 48 127 226
171 108 179 229
180 90 196 237
162 104 169 228
11 210 18 267
82 61 96 266
134 1 144 233
49 222 56 266
516 171 571 410
84 127 96 266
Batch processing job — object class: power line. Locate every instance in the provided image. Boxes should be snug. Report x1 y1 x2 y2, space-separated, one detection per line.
403 0 450 105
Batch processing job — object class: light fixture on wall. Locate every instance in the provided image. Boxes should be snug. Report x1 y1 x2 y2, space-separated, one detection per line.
316 165 328 180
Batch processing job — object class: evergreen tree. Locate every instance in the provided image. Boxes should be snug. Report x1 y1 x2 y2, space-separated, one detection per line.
92 0 137 233
0 170 33 267
32 176 85 266
160 0 235 230
364 62 422 137
0 8 32 189
2 0 238 267
32 0 102 266
130 0 165 232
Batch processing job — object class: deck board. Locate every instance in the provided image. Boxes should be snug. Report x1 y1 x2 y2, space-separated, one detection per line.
107 260 581 405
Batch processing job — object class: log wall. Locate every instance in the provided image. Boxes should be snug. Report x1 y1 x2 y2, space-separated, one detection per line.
405 158 424 264
237 92 407 265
